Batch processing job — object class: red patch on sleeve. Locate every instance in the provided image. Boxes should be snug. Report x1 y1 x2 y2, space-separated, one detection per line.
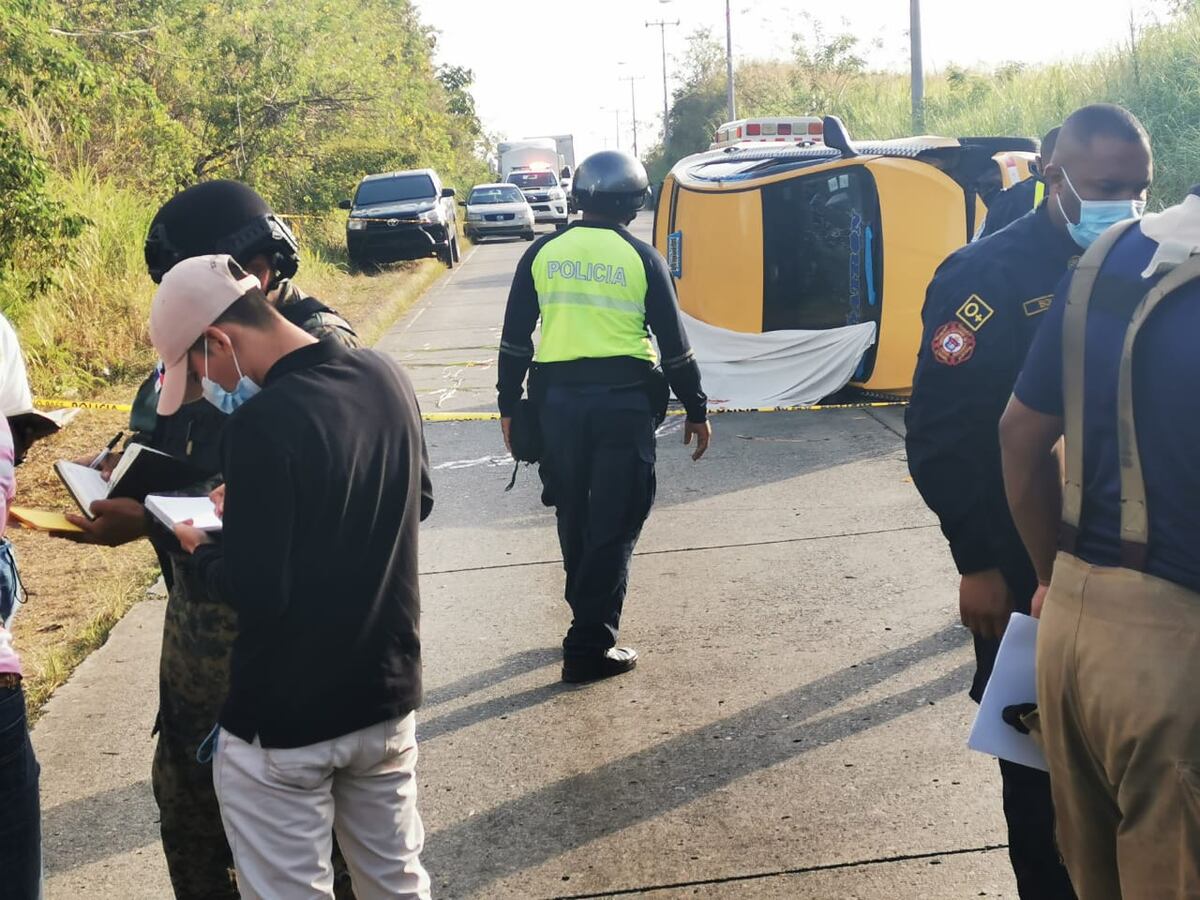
930 322 976 366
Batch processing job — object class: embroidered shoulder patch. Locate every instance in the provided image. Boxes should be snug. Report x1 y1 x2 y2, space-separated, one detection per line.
931 322 977 366
955 295 994 332
1023 295 1053 317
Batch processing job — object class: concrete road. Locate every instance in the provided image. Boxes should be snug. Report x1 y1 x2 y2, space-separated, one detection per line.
33 218 1017 898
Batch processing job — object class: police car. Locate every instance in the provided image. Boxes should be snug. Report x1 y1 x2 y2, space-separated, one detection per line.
506 168 570 230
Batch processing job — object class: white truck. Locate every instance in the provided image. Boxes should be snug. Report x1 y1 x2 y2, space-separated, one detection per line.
533 134 577 210
497 139 559 181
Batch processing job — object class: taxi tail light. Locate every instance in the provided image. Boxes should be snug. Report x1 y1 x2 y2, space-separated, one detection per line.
746 123 761 136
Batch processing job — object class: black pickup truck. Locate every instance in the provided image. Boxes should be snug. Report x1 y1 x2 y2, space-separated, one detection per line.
341 169 461 268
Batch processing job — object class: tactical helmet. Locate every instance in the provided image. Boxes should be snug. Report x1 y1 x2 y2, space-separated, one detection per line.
144 180 300 285
570 151 650 219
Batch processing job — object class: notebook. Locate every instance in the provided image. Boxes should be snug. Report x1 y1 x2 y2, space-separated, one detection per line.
7 407 79 443
55 443 206 519
9 506 84 534
144 495 223 533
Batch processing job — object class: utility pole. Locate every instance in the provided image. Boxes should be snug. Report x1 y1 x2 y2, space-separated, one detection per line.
645 17 680 143
910 0 925 134
620 74 645 158
725 0 736 122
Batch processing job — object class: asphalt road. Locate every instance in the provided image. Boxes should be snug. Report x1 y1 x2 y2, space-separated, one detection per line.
32 216 1017 898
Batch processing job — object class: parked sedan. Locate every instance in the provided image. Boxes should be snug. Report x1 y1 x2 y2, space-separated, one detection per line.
463 183 536 242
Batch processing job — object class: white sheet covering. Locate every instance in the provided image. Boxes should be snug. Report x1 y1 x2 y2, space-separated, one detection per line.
680 313 877 408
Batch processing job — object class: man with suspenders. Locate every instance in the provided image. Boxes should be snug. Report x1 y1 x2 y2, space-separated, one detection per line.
1003 190 1200 898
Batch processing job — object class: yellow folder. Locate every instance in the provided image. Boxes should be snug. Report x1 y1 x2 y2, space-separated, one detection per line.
9 506 84 534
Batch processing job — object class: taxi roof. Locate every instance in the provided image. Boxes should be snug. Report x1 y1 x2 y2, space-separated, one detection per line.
673 118 1036 186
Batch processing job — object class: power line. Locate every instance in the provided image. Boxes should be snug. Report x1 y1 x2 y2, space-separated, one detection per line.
645 18 680 143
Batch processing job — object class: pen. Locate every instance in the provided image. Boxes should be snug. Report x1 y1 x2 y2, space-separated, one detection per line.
89 432 124 470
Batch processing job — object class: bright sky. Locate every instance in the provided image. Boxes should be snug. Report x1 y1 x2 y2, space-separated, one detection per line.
413 0 1172 162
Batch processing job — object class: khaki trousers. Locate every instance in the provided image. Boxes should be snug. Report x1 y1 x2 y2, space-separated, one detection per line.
213 713 431 900
1037 552 1200 900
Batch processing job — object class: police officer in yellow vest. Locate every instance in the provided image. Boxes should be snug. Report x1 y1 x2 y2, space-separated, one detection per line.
979 127 1062 239
497 150 712 683
1003 187 1200 899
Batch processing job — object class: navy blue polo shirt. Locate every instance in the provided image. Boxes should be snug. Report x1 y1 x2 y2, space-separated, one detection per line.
1014 223 1200 593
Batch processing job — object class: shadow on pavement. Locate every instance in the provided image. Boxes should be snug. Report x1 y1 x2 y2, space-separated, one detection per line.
427 410 905 532
424 623 970 896
42 779 159 874
421 681 569 743
423 647 561 710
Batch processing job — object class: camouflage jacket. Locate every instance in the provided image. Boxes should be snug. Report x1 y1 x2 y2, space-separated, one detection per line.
273 279 362 349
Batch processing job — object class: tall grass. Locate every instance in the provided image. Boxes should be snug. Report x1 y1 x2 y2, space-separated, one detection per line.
826 11 1200 206
9 168 158 397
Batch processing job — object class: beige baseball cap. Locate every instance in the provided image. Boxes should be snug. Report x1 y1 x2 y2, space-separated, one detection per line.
149 254 260 415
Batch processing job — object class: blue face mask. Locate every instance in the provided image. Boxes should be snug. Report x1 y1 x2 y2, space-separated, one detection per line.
202 336 260 414
1058 167 1146 249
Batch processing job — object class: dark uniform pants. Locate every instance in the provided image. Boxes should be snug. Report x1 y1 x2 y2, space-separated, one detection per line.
153 558 355 899
538 383 656 657
973 560 1076 900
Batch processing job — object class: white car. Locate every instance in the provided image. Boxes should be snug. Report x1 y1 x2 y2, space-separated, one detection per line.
462 183 536 242
506 170 569 229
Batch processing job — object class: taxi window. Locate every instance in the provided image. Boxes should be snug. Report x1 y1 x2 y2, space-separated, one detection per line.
761 166 882 332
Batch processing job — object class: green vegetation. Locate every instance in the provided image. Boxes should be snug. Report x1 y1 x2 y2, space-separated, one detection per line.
1 0 490 394
648 7 1200 208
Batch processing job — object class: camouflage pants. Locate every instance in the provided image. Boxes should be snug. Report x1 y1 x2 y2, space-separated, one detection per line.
153 557 355 899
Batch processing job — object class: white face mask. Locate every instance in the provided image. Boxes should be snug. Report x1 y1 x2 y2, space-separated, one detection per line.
1057 167 1146 249
202 335 261 414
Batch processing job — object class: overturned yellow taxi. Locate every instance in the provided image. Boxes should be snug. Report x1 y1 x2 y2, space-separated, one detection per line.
654 117 1037 396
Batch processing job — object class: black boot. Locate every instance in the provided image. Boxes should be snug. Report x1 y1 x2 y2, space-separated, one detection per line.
562 647 639 683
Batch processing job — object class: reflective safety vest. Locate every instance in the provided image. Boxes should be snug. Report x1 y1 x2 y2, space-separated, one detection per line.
1034 180 1046 210
531 227 656 364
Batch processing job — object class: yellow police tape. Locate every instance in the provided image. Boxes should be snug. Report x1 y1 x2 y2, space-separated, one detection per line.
421 400 907 423
36 397 906 424
37 397 133 413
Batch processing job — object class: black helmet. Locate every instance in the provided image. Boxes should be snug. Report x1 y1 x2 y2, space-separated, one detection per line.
144 180 300 284
571 151 650 219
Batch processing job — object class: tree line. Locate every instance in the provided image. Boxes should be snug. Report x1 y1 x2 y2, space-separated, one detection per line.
1 0 490 324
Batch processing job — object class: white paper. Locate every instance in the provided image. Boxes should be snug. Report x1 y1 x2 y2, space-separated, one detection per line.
145 495 223 533
56 461 112 512
967 612 1048 772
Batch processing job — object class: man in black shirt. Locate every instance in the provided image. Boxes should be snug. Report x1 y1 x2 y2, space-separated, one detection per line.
157 254 433 899
58 179 363 900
